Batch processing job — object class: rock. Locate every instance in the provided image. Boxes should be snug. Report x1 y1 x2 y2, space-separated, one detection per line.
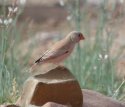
30 102 67 107
16 89 125 107
36 89 125 107
0 104 19 107
42 102 67 107
16 66 125 107
83 89 125 107
16 66 83 107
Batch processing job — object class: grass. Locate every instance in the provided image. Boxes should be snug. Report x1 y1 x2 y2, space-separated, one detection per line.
65 0 125 101
0 2 29 103
0 23 29 103
0 0 125 104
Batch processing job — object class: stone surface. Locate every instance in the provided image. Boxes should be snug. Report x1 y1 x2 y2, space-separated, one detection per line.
15 66 125 107
1 90 125 107
0 104 19 107
29 89 125 107
83 89 125 107
29 102 67 107
16 66 83 107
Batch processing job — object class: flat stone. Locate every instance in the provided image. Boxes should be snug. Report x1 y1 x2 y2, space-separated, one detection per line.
16 66 83 107
83 89 125 107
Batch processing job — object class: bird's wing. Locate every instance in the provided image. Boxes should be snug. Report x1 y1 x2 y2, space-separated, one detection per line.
35 48 69 64
35 38 73 64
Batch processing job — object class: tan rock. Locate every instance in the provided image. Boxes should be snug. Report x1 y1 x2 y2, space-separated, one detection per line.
27 102 68 107
83 89 125 107
0 104 19 107
36 102 67 107
15 66 125 107
16 66 83 107
40 89 125 107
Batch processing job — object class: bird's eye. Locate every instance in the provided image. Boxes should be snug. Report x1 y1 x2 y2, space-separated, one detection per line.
78 33 81 37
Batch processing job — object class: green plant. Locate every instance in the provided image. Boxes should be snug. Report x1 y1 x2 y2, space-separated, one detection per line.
0 1 28 103
64 0 125 100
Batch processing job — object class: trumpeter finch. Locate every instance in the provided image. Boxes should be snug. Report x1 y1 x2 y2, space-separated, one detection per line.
31 31 85 71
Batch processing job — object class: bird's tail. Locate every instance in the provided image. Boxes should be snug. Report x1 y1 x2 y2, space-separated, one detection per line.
20 63 38 74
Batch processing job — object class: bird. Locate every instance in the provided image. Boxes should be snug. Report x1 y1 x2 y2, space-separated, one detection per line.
30 31 85 72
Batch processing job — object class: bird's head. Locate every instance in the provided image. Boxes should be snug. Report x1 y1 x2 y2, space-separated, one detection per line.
67 31 85 43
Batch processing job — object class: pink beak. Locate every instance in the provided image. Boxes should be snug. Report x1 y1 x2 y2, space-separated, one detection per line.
80 35 85 40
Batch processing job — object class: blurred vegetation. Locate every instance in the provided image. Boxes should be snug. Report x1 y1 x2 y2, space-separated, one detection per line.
65 0 125 101
0 1 29 103
0 0 125 104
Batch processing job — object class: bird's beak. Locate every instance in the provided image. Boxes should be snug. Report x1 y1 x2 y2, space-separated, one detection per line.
80 35 85 40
